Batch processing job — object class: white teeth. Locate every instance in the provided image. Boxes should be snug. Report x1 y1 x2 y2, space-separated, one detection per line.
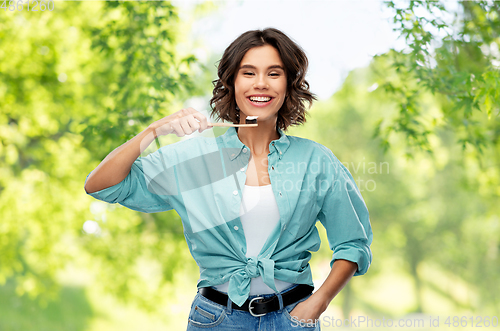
249 96 271 102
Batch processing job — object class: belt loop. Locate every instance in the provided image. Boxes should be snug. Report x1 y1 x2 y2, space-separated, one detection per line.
276 291 284 312
226 296 232 314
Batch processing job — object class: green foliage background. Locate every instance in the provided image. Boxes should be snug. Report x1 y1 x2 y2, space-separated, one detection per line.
0 1 498 330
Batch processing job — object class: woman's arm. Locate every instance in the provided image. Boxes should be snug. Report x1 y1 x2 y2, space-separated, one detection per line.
84 125 157 194
84 108 210 194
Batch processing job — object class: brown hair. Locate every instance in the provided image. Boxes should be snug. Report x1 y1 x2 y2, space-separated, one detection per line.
209 28 317 132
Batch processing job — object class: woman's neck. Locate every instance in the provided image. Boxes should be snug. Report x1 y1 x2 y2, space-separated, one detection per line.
236 124 280 157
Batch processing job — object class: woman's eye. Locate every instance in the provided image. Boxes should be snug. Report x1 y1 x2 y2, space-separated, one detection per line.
270 73 280 77
243 72 254 76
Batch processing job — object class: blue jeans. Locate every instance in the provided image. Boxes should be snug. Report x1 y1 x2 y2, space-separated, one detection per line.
186 284 321 330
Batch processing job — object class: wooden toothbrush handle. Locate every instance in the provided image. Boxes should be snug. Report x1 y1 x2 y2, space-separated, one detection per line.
208 122 258 127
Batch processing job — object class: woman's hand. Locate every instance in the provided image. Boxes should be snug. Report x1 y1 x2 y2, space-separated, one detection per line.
150 107 212 137
288 293 327 326
288 260 358 326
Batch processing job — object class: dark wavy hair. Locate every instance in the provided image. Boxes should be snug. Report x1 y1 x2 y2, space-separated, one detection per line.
209 28 317 132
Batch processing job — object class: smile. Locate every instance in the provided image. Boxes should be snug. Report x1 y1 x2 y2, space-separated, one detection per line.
247 96 274 107
250 96 271 102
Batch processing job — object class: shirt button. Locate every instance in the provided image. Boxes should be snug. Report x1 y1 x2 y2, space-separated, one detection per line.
240 167 245 172
279 191 282 197
233 190 238 195
234 226 239 231
279 151 282 154
271 166 274 170
242 148 248 153
231 153 235 157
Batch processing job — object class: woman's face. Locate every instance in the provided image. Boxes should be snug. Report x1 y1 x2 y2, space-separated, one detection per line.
234 45 287 124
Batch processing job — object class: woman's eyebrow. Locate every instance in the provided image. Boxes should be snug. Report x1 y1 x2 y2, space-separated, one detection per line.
239 64 284 70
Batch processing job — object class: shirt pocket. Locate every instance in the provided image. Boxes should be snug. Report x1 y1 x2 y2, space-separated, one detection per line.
188 293 226 328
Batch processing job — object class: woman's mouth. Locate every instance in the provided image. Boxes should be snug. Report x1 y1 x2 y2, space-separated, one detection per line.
247 96 273 107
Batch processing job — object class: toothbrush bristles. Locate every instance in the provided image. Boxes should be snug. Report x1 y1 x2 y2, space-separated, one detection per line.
245 116 258 125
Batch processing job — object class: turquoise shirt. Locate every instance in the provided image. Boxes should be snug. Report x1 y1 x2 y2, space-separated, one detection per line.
85 126 373 306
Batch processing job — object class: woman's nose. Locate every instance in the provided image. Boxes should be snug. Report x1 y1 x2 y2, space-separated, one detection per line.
253 75 269 89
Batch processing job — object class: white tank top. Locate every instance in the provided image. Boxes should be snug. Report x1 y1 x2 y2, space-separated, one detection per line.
214 184 294 295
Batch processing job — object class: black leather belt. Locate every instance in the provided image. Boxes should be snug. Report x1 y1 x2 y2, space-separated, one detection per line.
198 284 314 317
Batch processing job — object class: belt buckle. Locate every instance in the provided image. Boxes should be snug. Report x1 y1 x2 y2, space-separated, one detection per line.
248 296 266 317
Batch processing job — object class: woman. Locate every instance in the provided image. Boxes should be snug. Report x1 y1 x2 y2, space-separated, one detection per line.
85 28 373 330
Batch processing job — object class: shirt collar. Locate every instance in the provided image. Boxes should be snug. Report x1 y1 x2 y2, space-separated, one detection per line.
222 126 290 161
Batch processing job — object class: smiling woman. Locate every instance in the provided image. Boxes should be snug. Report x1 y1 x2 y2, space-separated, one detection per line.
85 27 373 331
191 28 372 330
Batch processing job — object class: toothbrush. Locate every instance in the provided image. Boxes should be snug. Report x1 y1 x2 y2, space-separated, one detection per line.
208 115 259 127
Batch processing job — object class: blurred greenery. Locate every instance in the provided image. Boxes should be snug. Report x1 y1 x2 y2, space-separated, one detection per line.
0 278 93 331
0 0 206 326
0 0 498 330
376 1 500 159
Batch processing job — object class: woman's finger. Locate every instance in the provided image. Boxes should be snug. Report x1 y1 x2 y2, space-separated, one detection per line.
170 120 184 137
186 114 202 133
179 117 194 136
188 108 210 131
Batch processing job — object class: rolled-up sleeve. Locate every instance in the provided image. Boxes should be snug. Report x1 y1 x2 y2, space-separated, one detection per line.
84 149 175 214
317 153 373 276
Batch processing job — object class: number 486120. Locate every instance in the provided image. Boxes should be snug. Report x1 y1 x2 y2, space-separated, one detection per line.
1 0 55 11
